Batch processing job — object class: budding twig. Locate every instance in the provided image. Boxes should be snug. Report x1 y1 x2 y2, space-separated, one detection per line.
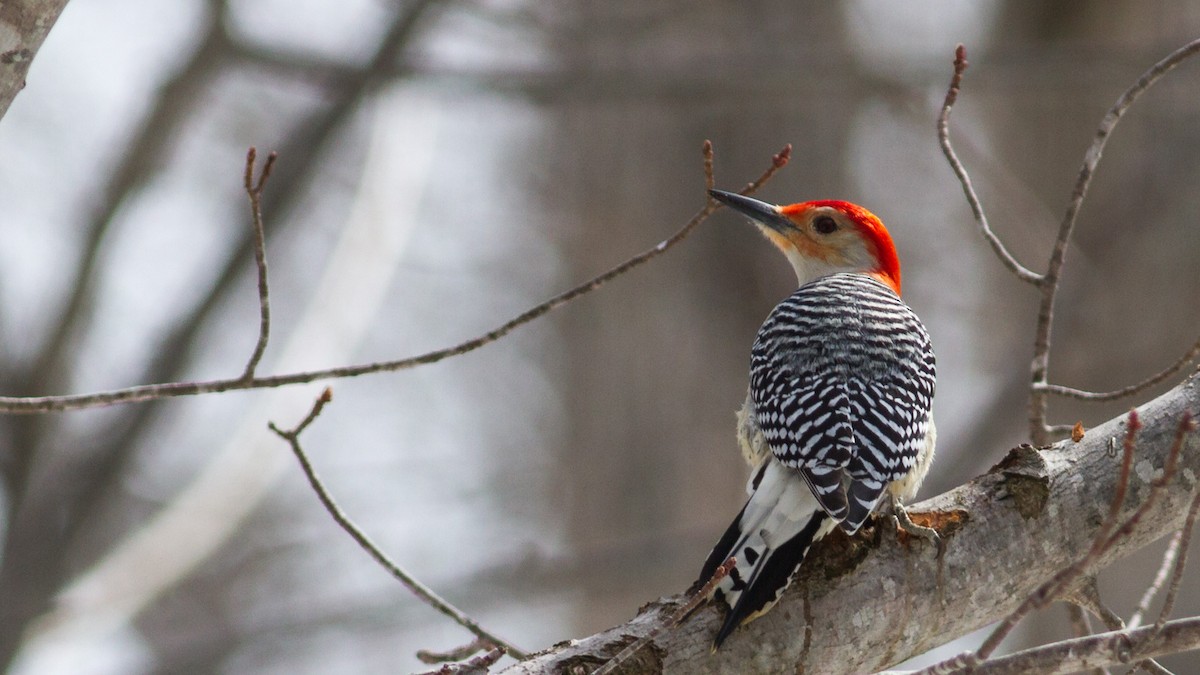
970 411 1143 662
937 44 1041 286
1030 37 1200 443
956 616 1200 675
1154 475 1200 629
241 147 277 381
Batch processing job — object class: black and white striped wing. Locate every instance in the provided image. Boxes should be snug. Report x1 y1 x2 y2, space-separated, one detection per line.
749 273 935 534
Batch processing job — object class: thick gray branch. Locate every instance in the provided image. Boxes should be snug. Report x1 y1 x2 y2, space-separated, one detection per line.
0 0 69 121
505 374 1200 674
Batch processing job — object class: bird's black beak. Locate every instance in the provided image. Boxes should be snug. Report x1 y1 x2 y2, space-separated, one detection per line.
708 189 792 233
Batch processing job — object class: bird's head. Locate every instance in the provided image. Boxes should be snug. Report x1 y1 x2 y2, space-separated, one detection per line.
709 189 902 295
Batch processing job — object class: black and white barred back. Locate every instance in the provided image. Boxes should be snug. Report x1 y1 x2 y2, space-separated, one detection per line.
751 272 935 533
698 272 935 648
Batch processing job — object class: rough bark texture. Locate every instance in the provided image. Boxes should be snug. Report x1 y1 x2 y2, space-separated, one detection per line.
0 0 68 120
505 373 1200 674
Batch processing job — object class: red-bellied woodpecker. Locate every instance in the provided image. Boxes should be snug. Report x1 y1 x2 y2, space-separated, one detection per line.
699 190 937 649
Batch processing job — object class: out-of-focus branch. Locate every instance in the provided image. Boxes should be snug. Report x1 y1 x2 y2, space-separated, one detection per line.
0 0 70 120
58 0 449 546
0 141 790 414
23 0 230 397
1153 488 1200 629
270 388 527 660
3 0 232 509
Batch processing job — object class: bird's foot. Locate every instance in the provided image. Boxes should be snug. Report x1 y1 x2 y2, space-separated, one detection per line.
888 494 942 553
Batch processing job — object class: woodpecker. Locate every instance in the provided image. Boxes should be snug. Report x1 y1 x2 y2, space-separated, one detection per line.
698 189 936 649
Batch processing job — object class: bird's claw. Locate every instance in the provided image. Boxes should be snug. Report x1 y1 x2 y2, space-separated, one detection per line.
888 494 941 551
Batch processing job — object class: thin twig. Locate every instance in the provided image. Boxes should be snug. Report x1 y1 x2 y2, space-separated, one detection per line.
1130 529 1185 630
703 139 715 191
241 147 277 381
1062 579 1117 675
1091 418 1192 673
592 558 736 675
1155 482 1200 629
0 143 790 414
673 557 736 627
951 616 1200 675
971 411 1140 661
1037 334 1200 402
917 412 1192 674
417 638 495 665
414 647 505 675
1066 601 1093 637
1029 38 1200 444
937 43 1042 286
1101 414 1192 551
269 388 528 660
1138 660 1177 675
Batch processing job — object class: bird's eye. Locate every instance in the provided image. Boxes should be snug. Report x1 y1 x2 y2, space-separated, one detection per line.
813 215 838 234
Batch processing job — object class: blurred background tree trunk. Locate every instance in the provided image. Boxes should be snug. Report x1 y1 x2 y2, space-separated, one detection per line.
1 1 1199 673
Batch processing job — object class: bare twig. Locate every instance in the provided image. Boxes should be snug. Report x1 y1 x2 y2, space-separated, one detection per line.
673 557 736 627
414 647 505 675
0 142 790 414
1138 660 1177 675
418 638 495 665
1130 529 1185 630
914 412 1194 675
1066 601 1094 639
972 411 1141 661
1101 414 1192 551
937 44 1042 286
956 616 1200 675
241 147 277 380
702 139 715 191
269 388 527 660
592 558 737 675
1029 38 1200 443
1154 484 1200 629
1037 334 1200 402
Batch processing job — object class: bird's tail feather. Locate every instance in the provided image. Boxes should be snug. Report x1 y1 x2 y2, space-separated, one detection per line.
697 459 833 650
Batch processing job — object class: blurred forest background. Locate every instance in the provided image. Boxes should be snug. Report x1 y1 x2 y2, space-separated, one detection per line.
1 1 1200 673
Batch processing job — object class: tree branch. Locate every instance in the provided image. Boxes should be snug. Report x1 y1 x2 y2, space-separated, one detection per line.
240 147 277 380
1036 334 1200 402
1029 38 1200 443
955 616 1200 675
0 142 790 414
270 388 527 660
501 374 1200 674
937 44 1042 286
967 411 1144 663
0 0 71 121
